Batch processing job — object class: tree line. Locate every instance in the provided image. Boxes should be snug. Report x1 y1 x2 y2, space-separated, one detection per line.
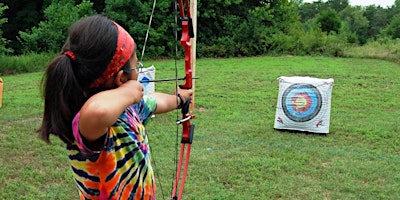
1 0 400 59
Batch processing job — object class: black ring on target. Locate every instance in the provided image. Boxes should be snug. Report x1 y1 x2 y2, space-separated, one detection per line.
282 84 322 122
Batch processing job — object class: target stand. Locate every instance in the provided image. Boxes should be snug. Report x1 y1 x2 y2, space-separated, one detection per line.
274 76 334 134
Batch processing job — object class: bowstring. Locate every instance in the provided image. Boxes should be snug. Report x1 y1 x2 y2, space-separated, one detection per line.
173 0 180 199
139 0 167 199
140 0 182 199
140 0 157 65
137 0 156 75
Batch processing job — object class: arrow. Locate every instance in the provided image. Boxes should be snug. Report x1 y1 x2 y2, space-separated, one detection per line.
139 77 199 83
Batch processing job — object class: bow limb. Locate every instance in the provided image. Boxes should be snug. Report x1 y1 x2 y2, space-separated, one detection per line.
171 0 196 199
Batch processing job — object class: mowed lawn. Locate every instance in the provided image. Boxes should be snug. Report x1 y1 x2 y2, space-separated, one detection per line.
0 56 399 199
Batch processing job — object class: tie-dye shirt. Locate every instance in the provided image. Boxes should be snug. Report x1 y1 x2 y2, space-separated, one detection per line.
67 96 157 200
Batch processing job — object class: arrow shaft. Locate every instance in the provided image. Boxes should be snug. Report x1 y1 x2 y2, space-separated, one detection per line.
139 77 199 83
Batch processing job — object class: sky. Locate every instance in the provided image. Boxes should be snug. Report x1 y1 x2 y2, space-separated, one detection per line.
302 0 396 7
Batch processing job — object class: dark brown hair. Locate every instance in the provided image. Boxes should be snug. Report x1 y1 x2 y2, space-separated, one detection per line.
38 15 118 144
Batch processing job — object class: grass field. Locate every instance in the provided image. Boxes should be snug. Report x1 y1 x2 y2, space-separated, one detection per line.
0 56 399 199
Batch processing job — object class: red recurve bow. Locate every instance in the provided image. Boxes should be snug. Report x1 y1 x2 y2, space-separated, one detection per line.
171 0 196 199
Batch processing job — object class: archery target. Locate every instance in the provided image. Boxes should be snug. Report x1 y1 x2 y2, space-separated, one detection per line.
274 76 334 133
282 84 322 122
138 65 155 95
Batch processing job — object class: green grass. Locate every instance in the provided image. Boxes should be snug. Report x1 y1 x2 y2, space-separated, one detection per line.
0 56 399 199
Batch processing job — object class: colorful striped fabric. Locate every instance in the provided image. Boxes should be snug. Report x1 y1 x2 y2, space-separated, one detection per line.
67 96 157 199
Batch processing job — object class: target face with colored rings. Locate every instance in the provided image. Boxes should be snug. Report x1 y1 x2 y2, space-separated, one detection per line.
282 84 322 122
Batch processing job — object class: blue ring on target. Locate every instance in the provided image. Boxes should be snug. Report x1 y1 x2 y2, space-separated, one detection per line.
282 84 322 122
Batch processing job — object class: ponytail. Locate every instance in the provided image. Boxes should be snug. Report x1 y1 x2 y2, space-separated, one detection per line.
38 55 85 144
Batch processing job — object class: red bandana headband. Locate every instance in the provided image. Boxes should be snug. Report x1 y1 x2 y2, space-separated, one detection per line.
89 21 134 88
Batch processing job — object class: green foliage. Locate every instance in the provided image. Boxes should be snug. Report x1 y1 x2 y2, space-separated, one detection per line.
104 0 175 59
317 8 341 34
339 6 369 44
18 0 95 54
1 1 43 55
364 5 391 40
299 0 325 22
235 4 273 56
327 0 349 12
198 0 305 57
338 18 353 44
381 14 400 39
0 3 13 55
272 22 347 57
1 0 400 59
197 0 250 57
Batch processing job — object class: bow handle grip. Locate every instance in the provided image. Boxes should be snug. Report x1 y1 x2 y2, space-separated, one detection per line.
180 96 191 115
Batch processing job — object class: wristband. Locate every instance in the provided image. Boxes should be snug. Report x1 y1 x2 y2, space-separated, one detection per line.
176 93 185 109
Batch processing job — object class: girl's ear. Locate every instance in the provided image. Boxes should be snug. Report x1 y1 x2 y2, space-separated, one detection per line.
114 70 128 86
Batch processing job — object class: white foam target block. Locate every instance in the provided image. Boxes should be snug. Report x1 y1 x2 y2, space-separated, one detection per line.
138 65 156 95
274 76 334 133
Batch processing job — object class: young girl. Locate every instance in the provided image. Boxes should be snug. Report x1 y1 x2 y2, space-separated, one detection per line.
38 14 192 199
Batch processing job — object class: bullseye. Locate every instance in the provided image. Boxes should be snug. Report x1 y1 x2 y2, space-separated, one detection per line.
291 92 312 112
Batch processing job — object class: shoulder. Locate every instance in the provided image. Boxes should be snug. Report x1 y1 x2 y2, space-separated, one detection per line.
132 96 157 124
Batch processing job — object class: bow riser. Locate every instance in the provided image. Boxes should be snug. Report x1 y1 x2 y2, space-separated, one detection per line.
180 19 193 90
